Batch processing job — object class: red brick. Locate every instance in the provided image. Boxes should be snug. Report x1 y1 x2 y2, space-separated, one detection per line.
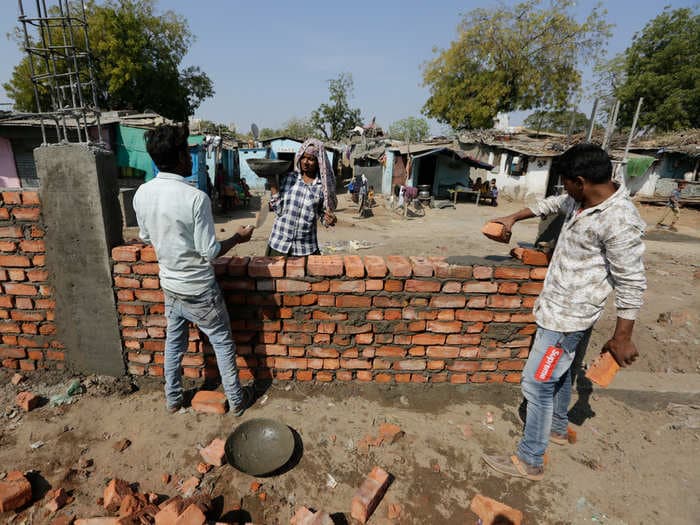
488 295 522 308
307 255 343 276
530 267 547 280
426 346 459 358
191 390 228 414
46 350 64 361
522 249 549 266
498 282 519 294
316 371 334 381
112 245 141 262
498 360 525 371
383 279 403 292
1 358 18 368
482 347 511 359
351 466 390 524
275 357 308 369
0 296 12 308
375 346 405 358
200 437 226 466
1 192 22 205
463 281 498 293
449 373 468 384
0 241 16 252
137 244 156 262
426 320 461 333
114 276 140 288
0 255 31 268
3 283 36 296
330 280 366 293
523 296 537 308
470 494 523 525
446 334 481 345
117 289 134 301
342 255 365 278
32 254 45 266
248 256 285 277
466 321 485 333
405 279 440 293
495 266 531 279
19 360 35 371
26 269 48 282
505 372 522 383
16 391 39 411
225 256 249 276
0 226 23 238
20 191 40 205
0 471 32 511
10 311 44 322
19 240 45 253
341 358 371 369
393 359 425 371
0 322 21 334
448 361 480 372
429 295 465 308
8 269 25 281
441 281 462 293
134 290 164 302
412 333 446 345
363 255 387 277
386 255 411 277
481 221 511 243
132 263 160 275
365 279 383 291
0 208 7 220
585 352 620 387
519 281 544 295
29 225 44 238
337 295 371 308
409 256 433 277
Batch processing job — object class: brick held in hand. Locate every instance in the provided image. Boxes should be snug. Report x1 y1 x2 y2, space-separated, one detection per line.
470 493 523 525
585 352 620 387
481 222 512 243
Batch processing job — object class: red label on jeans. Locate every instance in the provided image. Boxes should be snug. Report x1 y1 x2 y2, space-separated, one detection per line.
534 345 563 382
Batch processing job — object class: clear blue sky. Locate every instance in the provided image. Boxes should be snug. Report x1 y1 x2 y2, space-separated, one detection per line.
0 1 695 134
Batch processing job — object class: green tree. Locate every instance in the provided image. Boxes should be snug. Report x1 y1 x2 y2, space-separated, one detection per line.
310 73 362 140
612 7 699 131
388 116 430 142
422 0 610 129
524 109 589 134
4 0 213 121
280 117 318 140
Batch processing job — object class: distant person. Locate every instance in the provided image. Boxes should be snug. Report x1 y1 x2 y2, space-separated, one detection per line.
368 185 376 207
134 124 255 416
489 178 499 207
656 180 685 231
266 138 337 256
482 143 646 481
473 177 482 191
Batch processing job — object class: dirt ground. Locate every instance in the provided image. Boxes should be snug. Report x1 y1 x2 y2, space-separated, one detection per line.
2 193 698 524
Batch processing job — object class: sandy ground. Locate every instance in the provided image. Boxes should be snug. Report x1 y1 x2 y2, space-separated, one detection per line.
1 193 697 524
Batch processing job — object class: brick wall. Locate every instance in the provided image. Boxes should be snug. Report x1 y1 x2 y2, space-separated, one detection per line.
0 190 63 371
112 246 547 384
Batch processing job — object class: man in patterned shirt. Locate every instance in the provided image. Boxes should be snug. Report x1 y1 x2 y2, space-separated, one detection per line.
482 143 647 481
266 138 337 256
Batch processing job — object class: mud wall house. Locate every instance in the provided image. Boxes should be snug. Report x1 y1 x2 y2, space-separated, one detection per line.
458 132 561 200
625 146 700 199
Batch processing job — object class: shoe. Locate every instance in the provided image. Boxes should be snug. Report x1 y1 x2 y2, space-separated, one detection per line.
482 454 544 481
166 403 182 414
550 431 568 445
232 388 253 417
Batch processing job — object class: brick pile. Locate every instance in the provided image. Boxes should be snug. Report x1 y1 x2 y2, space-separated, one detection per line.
112 245 547 384
0 191 63 372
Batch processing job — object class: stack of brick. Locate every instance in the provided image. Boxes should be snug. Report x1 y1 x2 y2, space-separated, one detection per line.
113 246 548 384
0 191 63 372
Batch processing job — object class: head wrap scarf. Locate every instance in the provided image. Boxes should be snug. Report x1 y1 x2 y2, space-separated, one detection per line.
294 138 337 214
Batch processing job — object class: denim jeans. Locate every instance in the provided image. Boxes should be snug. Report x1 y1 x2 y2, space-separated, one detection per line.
517 325 592 467
163 285 243 409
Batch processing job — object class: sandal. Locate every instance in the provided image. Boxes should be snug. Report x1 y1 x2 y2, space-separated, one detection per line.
482 454 544 481
550 431 568 445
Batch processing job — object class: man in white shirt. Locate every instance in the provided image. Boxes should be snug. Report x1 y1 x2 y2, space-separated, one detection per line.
134 124 254 415
482 143 646 480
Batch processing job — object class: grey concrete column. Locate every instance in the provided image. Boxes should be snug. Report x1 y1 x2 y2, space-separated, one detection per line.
34 144 125 376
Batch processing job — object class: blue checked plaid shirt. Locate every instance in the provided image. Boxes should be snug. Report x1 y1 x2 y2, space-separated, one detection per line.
268 172 325 256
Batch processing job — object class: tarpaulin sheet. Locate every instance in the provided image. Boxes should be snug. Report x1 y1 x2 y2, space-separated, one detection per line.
627 156 655 178
115 125 154 179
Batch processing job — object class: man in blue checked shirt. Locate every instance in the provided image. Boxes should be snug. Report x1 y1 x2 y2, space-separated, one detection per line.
266 138 337 256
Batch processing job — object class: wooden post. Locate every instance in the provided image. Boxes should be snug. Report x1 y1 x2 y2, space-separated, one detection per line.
586 98 599 142
623 98 644 162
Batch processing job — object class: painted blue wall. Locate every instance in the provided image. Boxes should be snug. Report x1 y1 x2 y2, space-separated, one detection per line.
268 138 302 157
238 148 272 190
382 150 394 194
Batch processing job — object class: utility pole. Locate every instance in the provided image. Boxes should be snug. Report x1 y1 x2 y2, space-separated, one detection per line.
586 99 599 142
623 98 644 162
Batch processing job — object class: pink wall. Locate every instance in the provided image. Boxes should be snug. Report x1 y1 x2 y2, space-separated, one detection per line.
0 138 21 188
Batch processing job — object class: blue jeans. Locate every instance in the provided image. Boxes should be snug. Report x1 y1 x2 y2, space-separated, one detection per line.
163 285 243 409
517 326 592 467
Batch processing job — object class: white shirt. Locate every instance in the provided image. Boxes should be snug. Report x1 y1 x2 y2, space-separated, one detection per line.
133 172 220 296
529 185 646 332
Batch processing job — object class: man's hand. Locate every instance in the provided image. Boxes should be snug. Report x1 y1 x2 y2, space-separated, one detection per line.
323 211 337 227
492 215 516 234
602 337 639 367
235 225 255 243
491 208 536 234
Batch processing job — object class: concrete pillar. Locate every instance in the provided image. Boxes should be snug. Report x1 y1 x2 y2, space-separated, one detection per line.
34 144 125 376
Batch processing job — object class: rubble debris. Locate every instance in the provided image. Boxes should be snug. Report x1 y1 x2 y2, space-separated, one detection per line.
0 470 32 512
350 466 391 524
173 503 206 525
112 438 131 452
387 502 402 519
378 423 405 444
199 438 226 467
469 493 523 525
585 352 620 387
196 462 212 474
155 496 185 525
49 513 75 525
250 481 261 493
178 476 200 498
16 391 40 412
11 373 24 385
45 487 70 512
78 457 94 469
290 506 333 525
103 478 133 513
161 473 171 485
190 391 228 414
